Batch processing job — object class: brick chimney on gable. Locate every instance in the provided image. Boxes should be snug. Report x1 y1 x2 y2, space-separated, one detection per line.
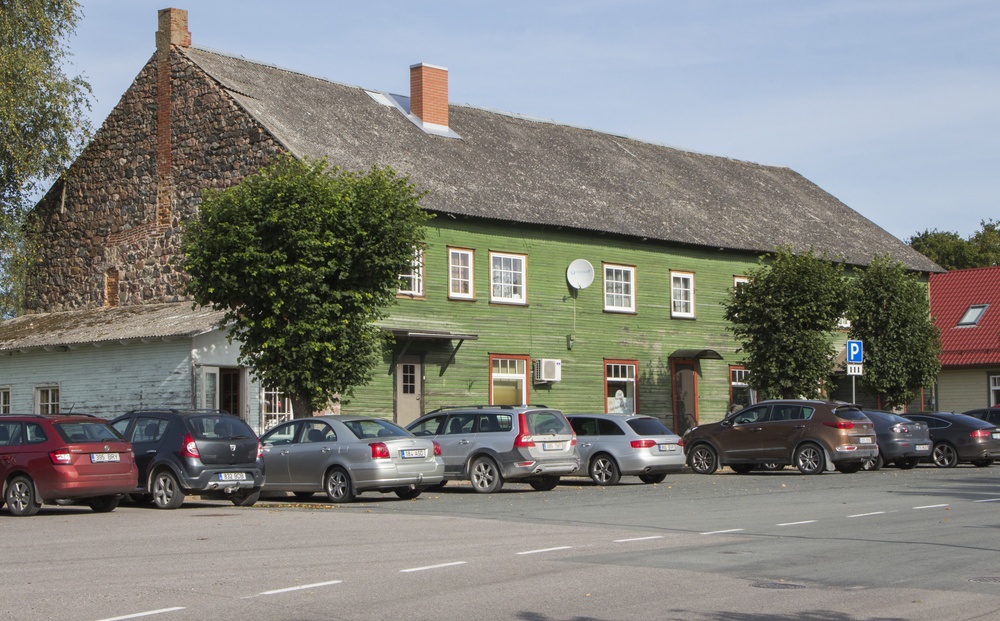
410 63 449 128
156 8 190 58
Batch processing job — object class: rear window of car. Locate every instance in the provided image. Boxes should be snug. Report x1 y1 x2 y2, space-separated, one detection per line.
832 407 868 421
341 418 409 440
526 411 570 435
54 421 123 443
187 415 255 440
865 411 910 425
627 417 672 436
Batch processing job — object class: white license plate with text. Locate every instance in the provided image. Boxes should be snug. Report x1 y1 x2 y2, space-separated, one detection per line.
858 437 873 444
219 472 247 481
916 444 930 451
542 442 564 451
90 453 120 463
658 444 677 452
400 449 427 459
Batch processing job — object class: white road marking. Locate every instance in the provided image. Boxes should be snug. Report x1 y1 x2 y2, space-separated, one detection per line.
516 546 573 555
97 608 186 621
848 511 886 518
973 498 1000 503
776 520 817 526
913 504 949 510
258 580 343 595
700 529 744 535
400 561 468 573
614 536 665 543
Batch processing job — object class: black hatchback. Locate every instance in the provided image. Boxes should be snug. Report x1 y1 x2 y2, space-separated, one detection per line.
111 409 264 509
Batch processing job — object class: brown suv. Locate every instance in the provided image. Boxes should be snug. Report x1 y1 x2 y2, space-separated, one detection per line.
682 400 877 475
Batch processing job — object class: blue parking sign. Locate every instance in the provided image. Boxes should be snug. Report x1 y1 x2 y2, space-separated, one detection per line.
847 340 863 364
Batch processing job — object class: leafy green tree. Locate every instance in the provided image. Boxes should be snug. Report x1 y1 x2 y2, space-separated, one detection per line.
908 219 1000 270
1 0 92 317
969 219 1000 267
182 157 430 417
847 255 941 409
724 248 849 399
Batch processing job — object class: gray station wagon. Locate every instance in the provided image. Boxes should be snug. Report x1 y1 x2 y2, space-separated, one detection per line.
566 414 685 485
406 405 580 493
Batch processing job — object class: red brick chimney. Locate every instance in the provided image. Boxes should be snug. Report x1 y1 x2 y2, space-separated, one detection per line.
156 8 191 58
410 63 449 128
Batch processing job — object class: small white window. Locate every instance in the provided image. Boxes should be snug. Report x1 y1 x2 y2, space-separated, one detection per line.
958 304 988 326
0 388 10 415
398 247 424 297
35 386 59 415
448 248 474 300
603 264 635 312
490 252 526 304
671 271 695 318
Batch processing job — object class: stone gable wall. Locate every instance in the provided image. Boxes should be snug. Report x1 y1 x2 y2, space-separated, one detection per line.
26 49 286 312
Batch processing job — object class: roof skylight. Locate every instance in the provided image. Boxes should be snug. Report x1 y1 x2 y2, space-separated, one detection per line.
958 304 989 326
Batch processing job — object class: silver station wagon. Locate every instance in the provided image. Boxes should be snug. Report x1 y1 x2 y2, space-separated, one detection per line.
566 414 685 485
406 405 579 493
260 415 444 502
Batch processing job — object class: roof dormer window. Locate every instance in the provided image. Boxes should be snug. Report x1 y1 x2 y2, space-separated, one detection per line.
958 304 989 327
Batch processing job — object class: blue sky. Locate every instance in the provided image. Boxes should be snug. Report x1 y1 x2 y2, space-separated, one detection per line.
67 1 998 241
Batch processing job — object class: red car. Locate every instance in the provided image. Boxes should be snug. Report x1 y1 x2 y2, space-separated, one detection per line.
1 414 137 516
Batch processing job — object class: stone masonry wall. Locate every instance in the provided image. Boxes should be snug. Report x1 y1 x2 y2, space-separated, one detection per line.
26 49 286 312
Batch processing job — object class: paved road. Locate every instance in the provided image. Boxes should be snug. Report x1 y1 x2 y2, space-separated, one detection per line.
2 465 998 621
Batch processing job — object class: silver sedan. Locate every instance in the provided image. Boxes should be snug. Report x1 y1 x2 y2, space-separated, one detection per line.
566 414 685 485
260 415 444 502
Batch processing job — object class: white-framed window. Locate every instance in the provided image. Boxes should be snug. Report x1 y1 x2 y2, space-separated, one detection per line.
490 354 529 405
605 361 637 414
262 386 293 432
670 271 695 318
991 375 1000 407
490 252 526 304
398 247 424 297
448 247 474 300
0 388 10 415
603 264 635 313
35 386 59 415
959 304 988 326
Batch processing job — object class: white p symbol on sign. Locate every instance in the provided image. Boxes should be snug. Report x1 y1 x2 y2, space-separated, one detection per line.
847 340 863 364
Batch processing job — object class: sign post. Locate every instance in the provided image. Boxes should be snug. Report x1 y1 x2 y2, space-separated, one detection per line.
846 340 863 403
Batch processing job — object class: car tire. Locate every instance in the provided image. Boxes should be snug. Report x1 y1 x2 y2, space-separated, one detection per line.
528 476 560 491
896 457 920 470
931 442 959 468
5 475 41 517
230 488 260 507
834 462 863 474
794 444 825 475
88 496 120 513
638 473 667 484
688 445 718 475
730 464 754 474
469 456 504 493
324 467 355 503
971 458 994 468
861 452 884 471
589 454 621 486
394 486 422 500
152 471 185 509
293 491 315 500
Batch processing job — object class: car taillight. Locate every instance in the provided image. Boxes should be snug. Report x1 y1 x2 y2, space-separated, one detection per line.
677 438 684 448
256 441 264 459
432 440 442 456
180 433 200 458
891 424 910 433
970 429 992 438
370 442 390 459
823 421 855 429
570 432 577 446
514 412 535 448
631 439 656 449
49 448 73 465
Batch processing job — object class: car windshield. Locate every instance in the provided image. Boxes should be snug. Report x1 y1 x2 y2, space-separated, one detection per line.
188 415 254 440
341 418 410 440
627 417 672 436
54 421 124 443
526 411 570 435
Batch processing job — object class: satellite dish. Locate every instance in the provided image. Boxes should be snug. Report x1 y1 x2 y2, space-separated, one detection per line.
566 259 595 289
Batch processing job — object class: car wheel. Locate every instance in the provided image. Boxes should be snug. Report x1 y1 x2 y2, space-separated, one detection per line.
324 467 355 503
834 462 863 474
931 443 959 468
293 491 315 500
730 464 754 474
861 452 884 471
529 476 560 491
394 486 422 500
152 471 185 509
88 496 120 513
5 475 41 517
971 458 994 468
758 463 785 471
688 445 718 475
638 473 667 484
469 456 504 493
588 454 621 486
794 444 825 475
896 457 920 470
230 488 261 507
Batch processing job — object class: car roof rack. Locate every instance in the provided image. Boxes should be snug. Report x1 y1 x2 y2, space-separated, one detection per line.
425 404 550 414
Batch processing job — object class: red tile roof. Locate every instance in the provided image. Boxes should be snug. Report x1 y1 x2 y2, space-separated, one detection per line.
930 267 1000 367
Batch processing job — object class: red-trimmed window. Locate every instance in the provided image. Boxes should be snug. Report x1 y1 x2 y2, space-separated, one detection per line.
490 354 530 405
605 360 638 414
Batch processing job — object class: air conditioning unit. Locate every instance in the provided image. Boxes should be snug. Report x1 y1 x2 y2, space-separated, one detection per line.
533 358 562 383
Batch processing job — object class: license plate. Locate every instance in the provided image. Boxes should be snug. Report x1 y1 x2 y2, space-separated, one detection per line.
90 453 120 463
658 443 677 452
400 448 427 459
219 472 247 481
993 433 1000 440
916 444 929 451
542 442 564 451
858 437 873 444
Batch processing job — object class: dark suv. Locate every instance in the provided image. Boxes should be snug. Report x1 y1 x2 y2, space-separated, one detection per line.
1 413 137 516
406 405 579 493
683 400 878 475
111 409 264 509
